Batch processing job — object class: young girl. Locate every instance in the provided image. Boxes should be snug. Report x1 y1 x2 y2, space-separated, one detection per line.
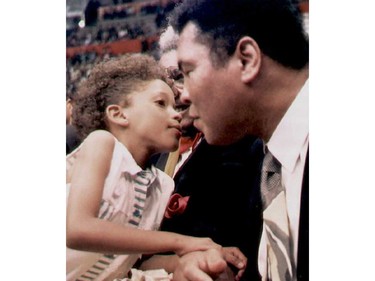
66 54 220 281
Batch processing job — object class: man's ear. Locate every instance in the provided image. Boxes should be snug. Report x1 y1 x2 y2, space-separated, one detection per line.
235 36 261 83
106 104 129 127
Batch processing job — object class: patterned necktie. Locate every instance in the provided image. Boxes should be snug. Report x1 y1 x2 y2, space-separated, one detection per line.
261 150 294 281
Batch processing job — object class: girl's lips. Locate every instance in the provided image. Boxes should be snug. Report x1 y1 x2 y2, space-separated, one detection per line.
170 124 182 131
170 125 182 138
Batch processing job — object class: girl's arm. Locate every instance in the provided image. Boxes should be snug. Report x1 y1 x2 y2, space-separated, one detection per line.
139 255 179 273
66 130 220 256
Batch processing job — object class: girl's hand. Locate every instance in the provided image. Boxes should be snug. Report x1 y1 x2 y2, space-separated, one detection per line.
175 236 222 256
222 247 248 281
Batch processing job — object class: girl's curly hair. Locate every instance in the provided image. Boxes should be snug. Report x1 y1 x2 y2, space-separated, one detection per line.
72 54 168 141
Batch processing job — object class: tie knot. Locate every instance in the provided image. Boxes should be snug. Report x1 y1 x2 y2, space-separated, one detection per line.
262 150 281 174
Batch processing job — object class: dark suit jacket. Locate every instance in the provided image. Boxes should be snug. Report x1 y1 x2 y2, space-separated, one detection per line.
160 136 264 281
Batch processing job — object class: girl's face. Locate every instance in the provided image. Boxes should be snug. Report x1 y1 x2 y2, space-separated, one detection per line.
124 79 182 153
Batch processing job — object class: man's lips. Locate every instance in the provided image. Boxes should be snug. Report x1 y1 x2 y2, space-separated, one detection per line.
193 118 202 130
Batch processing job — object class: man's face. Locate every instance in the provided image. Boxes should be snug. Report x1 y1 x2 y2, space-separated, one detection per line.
177 23 249 145
159 49 197 137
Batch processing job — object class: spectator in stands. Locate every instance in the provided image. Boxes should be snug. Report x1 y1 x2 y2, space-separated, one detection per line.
66 54 245 281
139 26 264 281
66 91 80 154
84 0 101 26
66 91 74 126
168 0 309 280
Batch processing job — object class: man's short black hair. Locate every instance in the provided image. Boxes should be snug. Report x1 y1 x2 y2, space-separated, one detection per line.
170 0 308 69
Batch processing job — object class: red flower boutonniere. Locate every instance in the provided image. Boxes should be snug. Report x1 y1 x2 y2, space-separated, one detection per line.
165 193 190 219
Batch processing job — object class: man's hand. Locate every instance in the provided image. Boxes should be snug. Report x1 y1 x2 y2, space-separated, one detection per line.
173 249 227 281
222 247 247 281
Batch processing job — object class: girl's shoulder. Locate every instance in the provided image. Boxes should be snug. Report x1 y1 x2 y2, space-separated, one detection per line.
85 130 115 144
66 130 116 184
85 130 115 145
79 130 116 156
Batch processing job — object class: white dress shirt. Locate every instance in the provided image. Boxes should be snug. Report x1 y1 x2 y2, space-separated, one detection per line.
258 79 309 280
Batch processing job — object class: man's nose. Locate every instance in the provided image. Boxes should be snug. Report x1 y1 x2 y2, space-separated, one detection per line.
179 86 191 105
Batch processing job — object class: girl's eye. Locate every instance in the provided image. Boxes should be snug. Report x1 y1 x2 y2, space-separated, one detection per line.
156 100 166 107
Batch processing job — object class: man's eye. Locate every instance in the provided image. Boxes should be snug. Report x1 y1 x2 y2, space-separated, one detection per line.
174 106 184 113
175 104 189 112
174 73 184 84
174 73 184 82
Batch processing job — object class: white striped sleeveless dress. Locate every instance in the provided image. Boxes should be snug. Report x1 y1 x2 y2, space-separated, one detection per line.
66 137 174 281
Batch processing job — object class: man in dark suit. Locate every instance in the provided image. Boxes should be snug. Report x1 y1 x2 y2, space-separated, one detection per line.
140 26 264 280
168 0 309 280
160 136 264 281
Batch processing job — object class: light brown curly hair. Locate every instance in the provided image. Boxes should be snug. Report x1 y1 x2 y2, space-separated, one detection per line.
72 54 169 141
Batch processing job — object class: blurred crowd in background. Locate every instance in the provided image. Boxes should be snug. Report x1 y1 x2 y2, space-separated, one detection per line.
66 0 308 103
66 0 183 101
